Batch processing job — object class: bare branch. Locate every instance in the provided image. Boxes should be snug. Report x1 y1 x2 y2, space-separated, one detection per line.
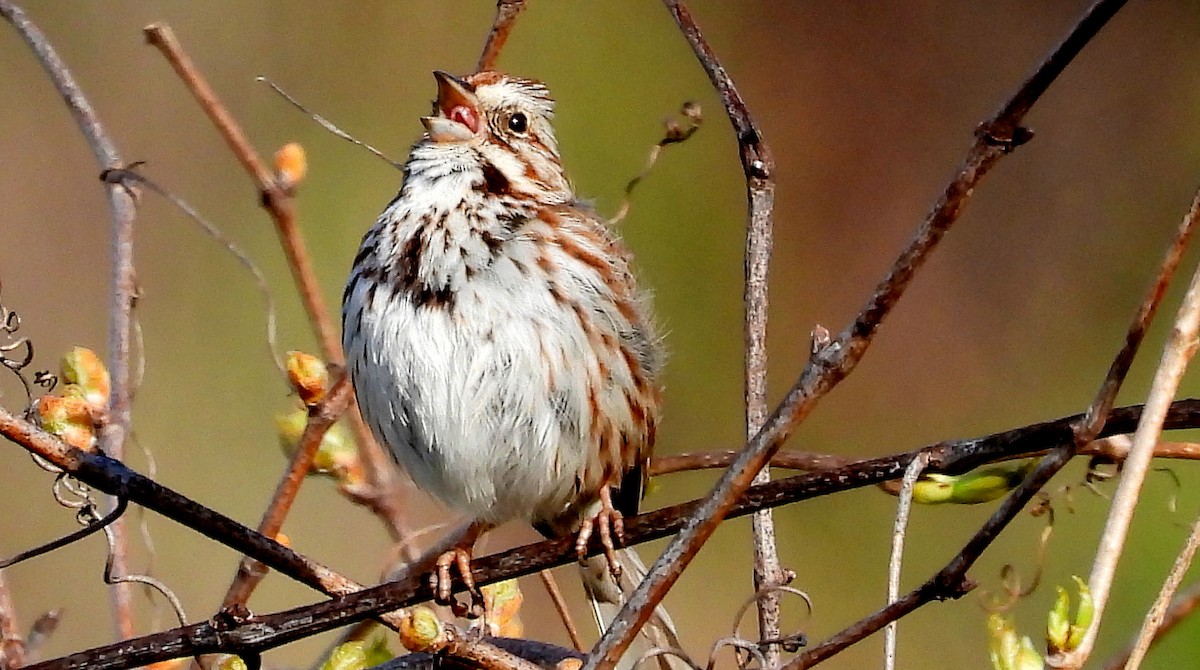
1049 189 1200 669
142 19 415 578
884 454 928 670
1122 514 1200 668
0 569 24 669
220 374 354 609
0 0 142 641
477 0 527 72
591 0 1125 665
142 23 337 367
1102 580 1200 670
15 397 1200 669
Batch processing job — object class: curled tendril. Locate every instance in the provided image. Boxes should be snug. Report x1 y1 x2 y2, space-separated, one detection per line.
0 283 41 411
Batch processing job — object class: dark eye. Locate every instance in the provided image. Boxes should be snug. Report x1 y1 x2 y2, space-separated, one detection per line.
507 113 528 134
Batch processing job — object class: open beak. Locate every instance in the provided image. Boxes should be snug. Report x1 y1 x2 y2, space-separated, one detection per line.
422 71 481 143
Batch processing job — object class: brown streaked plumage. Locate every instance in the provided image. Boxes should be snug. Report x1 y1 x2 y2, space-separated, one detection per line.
342 71 677 654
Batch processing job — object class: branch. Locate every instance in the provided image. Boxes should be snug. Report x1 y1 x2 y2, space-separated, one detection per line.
142 20 414 588
0 569 23 668
14 398 1200 669
1122 512 1200 667
661 0 788 653
476 0 527 72
1050 186 1200 668
1101 580 1200 670
220 375 353 608
589 0 1122 665
0 0 142 641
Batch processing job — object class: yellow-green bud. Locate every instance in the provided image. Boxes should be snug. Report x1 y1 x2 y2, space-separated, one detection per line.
60 347 110 414
914 462 1032 505
319 641 366 670
400 606 445 652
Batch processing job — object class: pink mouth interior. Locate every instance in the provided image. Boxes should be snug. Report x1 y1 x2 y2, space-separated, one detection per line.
448 105 479 133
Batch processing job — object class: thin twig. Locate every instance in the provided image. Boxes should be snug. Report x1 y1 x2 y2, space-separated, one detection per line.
0 0 141 642
101 168 284 373
0 498 127 570
590 0 1118 664
257 77 403 171
0 406 378 612
12 398 1200 670
1102 580 1200 670
1122 513 1200 668
798 14 1200 665
0 569 24 669
608 103 702 226
539 570 585 652
143 19 414 570
1049 195 1200 669
142 23 337 366
884 454 927 670
477 0 527 72
220 376 353 609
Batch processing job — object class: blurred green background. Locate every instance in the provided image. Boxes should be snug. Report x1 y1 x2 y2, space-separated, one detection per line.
4 1 1200 667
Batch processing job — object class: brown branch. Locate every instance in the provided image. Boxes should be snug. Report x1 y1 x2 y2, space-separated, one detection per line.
538 570 585 653
1050 189 1200 669
142 22 336 368
591 0 1120 664
0 406 367 605
0 569 24 669
16 398 1200 670
795 8 1185 664
219 375 353 609
476 0 527 72
0 0 142 642
142 19 414 584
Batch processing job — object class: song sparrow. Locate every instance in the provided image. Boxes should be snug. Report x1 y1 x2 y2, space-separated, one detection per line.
342 71 666 618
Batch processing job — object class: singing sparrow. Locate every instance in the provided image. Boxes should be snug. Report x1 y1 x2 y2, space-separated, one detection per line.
343 70 665 620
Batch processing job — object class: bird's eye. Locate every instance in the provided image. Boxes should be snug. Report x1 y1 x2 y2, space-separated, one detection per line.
507 113 528 134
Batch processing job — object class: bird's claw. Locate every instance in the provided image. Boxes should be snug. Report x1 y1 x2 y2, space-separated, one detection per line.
432 547 482 617
576 489 625 581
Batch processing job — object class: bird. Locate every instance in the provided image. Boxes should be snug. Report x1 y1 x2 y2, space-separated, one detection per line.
342 69 680 656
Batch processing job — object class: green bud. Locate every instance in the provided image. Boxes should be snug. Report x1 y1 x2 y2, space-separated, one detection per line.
1068 576 1093 650
914 462 1032 505
275 409 358 480
400 606 445 652
320 641 367 670
361 631 394 666
1046 576 1092 653
989 613 1019 670
1014 636 1045 670
1046 586 1070 654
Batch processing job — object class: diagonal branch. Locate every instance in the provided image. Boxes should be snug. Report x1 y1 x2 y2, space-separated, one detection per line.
1049 190 1200 669
141 21 414 604
589 0 1125 666
13 397 1200 670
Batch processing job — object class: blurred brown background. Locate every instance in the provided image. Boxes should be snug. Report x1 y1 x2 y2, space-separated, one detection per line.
3 1 1200 667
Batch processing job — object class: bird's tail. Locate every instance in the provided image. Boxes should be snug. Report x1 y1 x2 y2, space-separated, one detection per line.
581 548 693 670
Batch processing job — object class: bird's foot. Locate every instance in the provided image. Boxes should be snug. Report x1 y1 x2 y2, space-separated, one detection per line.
575 486 625 581
432 547 482 618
